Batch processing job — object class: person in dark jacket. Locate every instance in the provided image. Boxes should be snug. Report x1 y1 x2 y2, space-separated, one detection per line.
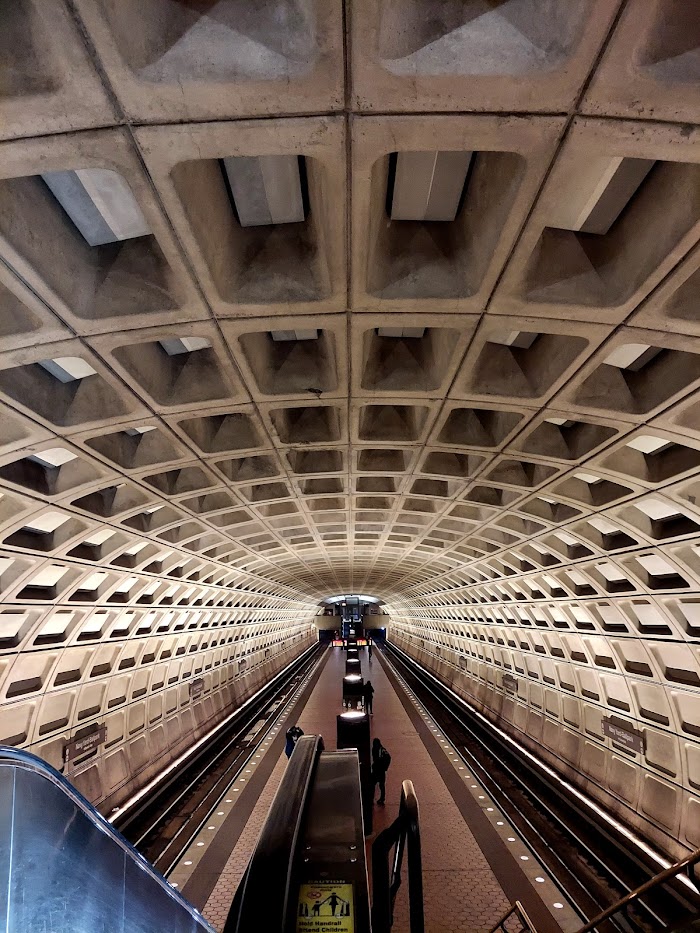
285 724 304 758
367 639 373 661
364 679 374 714
371 737 391 805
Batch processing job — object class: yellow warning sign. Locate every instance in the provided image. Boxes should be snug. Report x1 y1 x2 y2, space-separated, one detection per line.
296 881 354 933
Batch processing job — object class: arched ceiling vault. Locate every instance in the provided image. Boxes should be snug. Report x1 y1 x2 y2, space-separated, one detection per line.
2 0 700 848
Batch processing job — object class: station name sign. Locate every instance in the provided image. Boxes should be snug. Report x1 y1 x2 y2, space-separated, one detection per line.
502 673 519 693
190 677 204 700
602 717 645 754
64 724 107 764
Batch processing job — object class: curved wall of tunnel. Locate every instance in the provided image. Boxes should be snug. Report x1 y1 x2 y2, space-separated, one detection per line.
2 0 700 859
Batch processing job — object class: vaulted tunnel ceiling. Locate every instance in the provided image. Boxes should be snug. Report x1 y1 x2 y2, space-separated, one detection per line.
2 0 700 852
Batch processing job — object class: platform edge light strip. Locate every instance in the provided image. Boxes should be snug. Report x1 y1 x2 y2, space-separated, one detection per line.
107 643 320 823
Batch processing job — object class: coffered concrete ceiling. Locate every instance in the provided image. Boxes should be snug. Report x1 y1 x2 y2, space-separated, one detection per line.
2 0 700 854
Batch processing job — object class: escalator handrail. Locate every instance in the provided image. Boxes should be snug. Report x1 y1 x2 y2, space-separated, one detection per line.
372 779 424 933
224 733 325 933
0 744 215 931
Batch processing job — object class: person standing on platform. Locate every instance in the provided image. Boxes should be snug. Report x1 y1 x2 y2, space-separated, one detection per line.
372 737 391 805
364 679 374 715
367 639 373 661
285 724 304 758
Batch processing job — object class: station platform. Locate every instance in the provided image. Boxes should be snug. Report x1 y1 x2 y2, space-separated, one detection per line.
170 645 579 933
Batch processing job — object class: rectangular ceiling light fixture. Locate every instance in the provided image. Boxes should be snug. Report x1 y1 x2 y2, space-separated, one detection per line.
28 448 78 468
25 511 69 534
550 156 655 235
31 565 68 588
223 155 305 227
603 343 661 371
391 150 473 221
42 168 151 246
626 435 672 454
158 336 212 356
635 498 680 520
38 356 97 383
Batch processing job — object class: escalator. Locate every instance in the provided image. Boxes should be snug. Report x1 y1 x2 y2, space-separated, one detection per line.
0 745 213 933
1 737 423 933
225 734 370 933
225 734 424 933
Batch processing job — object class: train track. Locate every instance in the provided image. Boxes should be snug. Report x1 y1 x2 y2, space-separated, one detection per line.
114 644 324 875
383 642 700 933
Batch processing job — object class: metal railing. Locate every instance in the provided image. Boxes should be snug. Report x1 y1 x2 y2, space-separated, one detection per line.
487 901 539 933
574 845 700 932
371 779 424 933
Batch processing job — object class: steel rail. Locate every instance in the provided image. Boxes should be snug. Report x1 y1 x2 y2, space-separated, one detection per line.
384 643 699 932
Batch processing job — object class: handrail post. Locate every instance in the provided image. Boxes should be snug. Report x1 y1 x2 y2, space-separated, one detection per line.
371 818 397 932
371 780 424 933
401 781 424 933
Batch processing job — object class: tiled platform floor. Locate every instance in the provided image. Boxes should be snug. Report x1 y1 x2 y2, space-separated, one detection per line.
200 645 562 933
